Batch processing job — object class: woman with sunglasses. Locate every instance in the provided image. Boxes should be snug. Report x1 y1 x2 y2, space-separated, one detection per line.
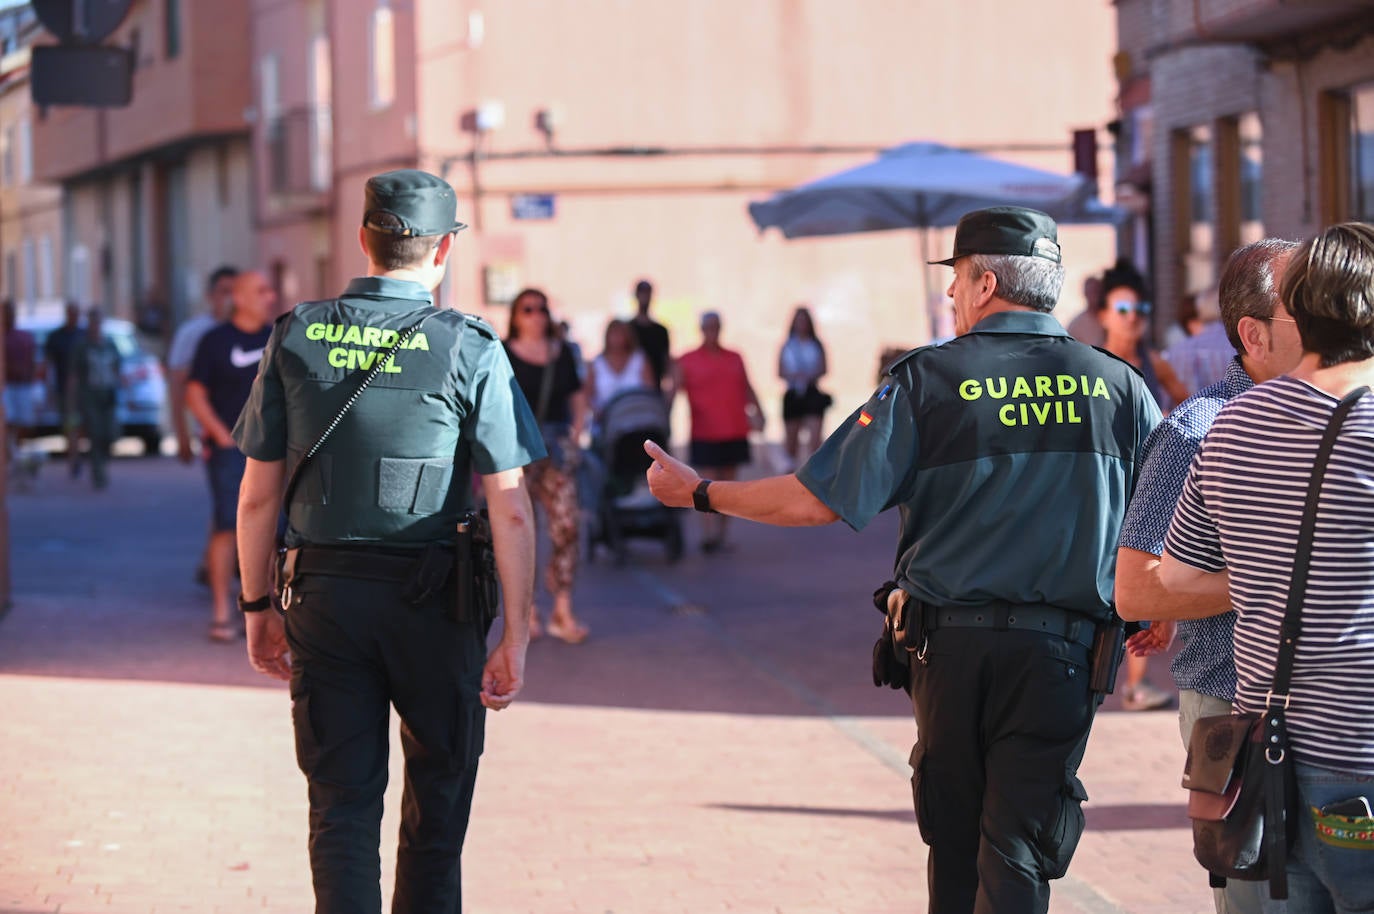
504 288 590 644
1098 260 1188 712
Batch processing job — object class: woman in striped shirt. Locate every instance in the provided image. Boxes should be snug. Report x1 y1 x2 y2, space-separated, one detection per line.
1158 221 1374 913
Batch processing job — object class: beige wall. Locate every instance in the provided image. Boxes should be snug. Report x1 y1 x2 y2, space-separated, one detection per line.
254 0 1121 428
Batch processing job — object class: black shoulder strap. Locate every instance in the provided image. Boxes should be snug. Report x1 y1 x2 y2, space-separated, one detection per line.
1270 385 1368 698
280 311 435 516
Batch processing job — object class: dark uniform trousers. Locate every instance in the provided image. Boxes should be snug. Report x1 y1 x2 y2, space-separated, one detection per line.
908 625 1095 914
284 571 487 914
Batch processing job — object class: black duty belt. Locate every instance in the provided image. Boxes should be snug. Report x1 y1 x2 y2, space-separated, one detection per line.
290 544 425 584
927 601 1095 649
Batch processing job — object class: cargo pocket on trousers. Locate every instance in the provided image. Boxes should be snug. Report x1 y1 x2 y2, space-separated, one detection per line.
289 682 322 775
909 743 935 845
1037 774 1089 880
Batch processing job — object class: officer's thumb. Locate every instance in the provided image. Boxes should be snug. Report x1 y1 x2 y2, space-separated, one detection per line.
643 439 666 463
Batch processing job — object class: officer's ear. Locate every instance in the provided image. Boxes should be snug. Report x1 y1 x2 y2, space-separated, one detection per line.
975 267 998 307
358 226 371 261
432 232 455 268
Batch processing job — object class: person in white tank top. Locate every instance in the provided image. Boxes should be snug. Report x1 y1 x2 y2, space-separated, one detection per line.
587 319 656 416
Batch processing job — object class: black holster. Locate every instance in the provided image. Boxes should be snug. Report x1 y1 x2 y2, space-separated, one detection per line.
453 511 501 631
871 580 912 693
1089 613 1127 701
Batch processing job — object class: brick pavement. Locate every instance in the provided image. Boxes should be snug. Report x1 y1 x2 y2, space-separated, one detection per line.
2 457 1211 913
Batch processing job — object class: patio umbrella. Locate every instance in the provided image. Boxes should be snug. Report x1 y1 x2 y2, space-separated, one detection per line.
749 141 1122 338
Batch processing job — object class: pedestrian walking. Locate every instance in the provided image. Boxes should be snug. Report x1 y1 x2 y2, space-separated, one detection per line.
42 301 84 477
504 287 591 644
3 299 44 479
70 309 122 491
185 270 274 643
673 310 764 554
1153 221 1374 911
169 266 239 464
777 305 831 466
232 169 542 914
630 278 672 395
645 206 1161 914
1116 238 1301 914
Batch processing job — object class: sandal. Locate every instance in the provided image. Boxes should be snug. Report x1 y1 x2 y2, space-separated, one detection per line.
208 621 238 643
546 618 589 645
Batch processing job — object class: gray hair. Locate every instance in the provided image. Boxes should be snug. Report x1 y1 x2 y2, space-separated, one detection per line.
965 253 1065 312
1218 238 1299 354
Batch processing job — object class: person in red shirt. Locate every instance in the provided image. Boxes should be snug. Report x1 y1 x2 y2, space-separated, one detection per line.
672 311 763 552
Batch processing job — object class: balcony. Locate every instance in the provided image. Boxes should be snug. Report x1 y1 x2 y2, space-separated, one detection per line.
1193 0 1374 44
264 105 331 206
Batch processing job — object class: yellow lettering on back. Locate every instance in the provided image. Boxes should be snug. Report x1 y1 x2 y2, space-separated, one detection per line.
986 377 1008 398
328 348 347 368
361 327 382 348
1035 376 1052 397
1031 402 1051 424
1056 374 1076 396
306 323 325 341
1067 400 1082 423
408 332 430 352
1091 378 1110 399
325 324 344 342
1012 377 1033 398
959 379 983 401
999 404 1017 427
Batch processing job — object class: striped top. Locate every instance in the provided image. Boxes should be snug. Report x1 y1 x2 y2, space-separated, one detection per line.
1165 376 1374 773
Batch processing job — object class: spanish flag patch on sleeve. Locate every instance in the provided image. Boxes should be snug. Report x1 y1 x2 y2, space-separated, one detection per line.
857 410 874 427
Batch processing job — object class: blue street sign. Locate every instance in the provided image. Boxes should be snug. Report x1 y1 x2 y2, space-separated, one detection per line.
511 194 556 221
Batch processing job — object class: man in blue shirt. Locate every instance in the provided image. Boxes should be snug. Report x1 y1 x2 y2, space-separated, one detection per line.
187 270 275 642
1116 238 1301 914
646 207 1161 914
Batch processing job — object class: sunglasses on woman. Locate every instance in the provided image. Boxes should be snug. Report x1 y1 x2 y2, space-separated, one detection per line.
1110 299 1152 317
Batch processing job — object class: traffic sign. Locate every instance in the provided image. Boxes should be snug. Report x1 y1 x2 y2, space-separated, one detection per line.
32 0 135 45
32 45 133 107
511 194 556 221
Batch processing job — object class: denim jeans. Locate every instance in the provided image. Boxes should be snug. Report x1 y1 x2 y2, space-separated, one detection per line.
1178 690 1266 914
1261 762 1374 914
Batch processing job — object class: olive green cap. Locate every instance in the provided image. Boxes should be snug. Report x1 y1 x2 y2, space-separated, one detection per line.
362 169 468 237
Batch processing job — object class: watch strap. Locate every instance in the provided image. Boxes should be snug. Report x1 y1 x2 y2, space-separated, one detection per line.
692 479 717 514
237 593 273 614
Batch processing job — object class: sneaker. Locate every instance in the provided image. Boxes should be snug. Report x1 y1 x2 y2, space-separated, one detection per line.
1121 681 1172 711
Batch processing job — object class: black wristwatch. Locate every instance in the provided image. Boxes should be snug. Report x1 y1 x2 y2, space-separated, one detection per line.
237 593 273 614
692 479 717 514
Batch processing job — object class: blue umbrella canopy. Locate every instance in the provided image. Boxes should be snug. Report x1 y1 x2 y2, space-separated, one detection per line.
749 141 1119 238
749 142 1121 341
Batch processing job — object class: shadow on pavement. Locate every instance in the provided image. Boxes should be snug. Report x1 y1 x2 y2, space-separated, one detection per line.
2 456 1179 724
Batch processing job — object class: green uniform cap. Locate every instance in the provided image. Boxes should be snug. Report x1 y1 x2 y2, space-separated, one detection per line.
929 206 1061 266
362 169 468 238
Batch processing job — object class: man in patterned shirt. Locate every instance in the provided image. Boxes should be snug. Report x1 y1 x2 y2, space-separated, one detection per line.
1115 238 1301 914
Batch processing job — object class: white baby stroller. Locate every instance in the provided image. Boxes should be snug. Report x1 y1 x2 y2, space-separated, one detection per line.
584 388 684 564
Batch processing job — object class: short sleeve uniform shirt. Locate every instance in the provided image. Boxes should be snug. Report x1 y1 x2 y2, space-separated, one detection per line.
798 311 1161 619
234 276 545 547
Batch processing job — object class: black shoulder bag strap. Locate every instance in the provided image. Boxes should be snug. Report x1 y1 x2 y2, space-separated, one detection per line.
280 311 435 518
1262 384 1367 899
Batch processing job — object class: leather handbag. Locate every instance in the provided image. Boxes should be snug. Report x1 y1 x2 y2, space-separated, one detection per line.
1182 385 1368 900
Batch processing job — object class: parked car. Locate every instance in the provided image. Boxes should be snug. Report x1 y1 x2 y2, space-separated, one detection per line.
20 314 167 455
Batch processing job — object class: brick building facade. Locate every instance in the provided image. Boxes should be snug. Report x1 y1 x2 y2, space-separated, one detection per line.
1115 0 1374 333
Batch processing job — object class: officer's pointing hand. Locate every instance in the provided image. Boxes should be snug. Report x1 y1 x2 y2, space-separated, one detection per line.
644 439 699 509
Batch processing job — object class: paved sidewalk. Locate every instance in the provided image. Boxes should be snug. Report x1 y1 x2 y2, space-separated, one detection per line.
2 458 1207 913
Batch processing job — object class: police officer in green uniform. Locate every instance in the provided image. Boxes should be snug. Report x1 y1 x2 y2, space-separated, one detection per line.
644 207 1161 914
233 169 543 914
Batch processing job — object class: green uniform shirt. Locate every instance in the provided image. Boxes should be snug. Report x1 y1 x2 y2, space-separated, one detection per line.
233 276 545 547
797 311 1161 620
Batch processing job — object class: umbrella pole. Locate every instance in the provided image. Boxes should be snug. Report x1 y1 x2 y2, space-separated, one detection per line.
920 226 937 342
